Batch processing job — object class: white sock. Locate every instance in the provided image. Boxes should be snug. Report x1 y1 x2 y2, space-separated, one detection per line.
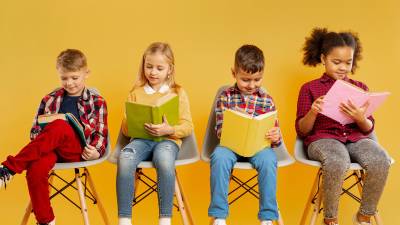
260 220 273 225
118 217 132 225
214 218 227 225
159 217 171 225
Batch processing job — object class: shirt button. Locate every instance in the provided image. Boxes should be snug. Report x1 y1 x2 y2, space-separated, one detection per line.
343 132 347 136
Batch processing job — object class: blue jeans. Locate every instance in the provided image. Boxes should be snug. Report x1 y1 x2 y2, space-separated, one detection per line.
117 139 179 218
208 145 278 221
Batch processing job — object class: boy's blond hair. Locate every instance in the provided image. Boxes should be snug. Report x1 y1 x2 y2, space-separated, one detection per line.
133 42 180 91
56 49 87 72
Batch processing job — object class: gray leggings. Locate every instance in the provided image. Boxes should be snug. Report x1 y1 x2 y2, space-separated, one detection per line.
307 138 391 219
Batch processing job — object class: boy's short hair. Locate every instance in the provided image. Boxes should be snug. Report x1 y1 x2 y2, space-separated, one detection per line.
234 45 264 74
56 49 87 72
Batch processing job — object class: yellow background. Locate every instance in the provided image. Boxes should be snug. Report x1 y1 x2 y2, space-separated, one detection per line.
1 0 399 224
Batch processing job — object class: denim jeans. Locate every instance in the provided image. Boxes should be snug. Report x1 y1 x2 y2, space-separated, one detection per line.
208 145 278 221
117 139 179 218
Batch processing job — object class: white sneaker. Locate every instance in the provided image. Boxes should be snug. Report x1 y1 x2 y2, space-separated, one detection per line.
118 217 132 225
37 218 55 225
261 220 273 225
159 217 171 225
0 166 13 189
213 218 227 225
353 214 371 225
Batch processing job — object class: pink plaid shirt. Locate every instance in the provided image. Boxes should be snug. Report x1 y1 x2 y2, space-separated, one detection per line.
295 73 374 147
30 88 108 156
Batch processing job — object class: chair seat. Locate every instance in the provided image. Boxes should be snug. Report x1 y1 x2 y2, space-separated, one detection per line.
53 150 111 170
294 136 395 170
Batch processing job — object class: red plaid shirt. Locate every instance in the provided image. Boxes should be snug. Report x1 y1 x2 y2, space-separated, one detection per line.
295 73 374 147
215 84 280 146
30 88 108 156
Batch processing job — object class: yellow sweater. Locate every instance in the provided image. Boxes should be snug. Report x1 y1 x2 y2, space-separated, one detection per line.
121 86 193 147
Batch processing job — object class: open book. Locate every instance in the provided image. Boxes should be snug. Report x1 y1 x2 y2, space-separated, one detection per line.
220 109 278 157
321 79 390 125
126 93 179 142
38 113 86 146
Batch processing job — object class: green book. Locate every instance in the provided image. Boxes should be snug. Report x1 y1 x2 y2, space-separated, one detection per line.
37 113 87 146
125 93 179 142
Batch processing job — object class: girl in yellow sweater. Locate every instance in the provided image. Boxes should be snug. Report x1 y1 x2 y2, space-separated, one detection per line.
117 42 193 225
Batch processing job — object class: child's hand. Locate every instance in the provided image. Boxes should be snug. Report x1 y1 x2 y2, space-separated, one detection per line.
265 127 281 144
81 144 100 161
144 115 175 137
340 99 370 123
310 96 324 115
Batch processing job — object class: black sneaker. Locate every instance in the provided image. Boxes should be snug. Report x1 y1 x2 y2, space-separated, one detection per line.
0 165 13 189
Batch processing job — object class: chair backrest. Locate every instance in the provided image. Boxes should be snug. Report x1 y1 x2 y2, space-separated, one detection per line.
201 86 294 167
109 128 200 167
201 86 227 162
53 87 111 170
294 132 393 169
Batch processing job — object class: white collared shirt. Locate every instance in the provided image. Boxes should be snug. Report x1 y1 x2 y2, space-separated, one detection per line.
144 83 170 95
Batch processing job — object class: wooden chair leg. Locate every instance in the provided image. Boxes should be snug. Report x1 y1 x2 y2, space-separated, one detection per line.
85 168 110 225
176 172 195 225
276 206 284 225
374 211 383 225
175 178 190 225
20 201 32 225
300 169 321 225
75 169 90 225
20 171 55 225
309 170 322 225
134 169 141 198
209 218 214 225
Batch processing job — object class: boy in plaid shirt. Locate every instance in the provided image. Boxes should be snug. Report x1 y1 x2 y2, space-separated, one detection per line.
0 49 108 225
209 45 281 225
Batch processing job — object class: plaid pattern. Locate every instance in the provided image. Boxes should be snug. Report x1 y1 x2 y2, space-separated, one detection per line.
215 84 279 146
30 88 108 156
295 73 374 147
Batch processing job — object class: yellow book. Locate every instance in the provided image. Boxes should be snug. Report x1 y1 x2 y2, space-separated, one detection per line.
220 109 278 157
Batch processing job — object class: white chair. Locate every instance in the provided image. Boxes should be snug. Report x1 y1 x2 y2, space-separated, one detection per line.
294 134 395 225
109 128 199 225
21 88 111 225
201 86 294 225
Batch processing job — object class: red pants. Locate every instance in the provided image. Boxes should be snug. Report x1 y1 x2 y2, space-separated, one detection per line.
2 119 83 223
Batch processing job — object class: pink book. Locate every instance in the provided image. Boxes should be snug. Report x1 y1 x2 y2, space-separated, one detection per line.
320 80 390 125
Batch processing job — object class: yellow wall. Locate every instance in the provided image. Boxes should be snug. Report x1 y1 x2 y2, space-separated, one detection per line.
1 1 399 224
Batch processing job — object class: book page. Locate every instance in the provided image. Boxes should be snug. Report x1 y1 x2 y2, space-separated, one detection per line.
321 80 389 124
321 80 369 124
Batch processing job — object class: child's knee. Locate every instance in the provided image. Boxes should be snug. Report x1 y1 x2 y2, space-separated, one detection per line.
210 146 235 161
252 149 277 168
323 158 349 175
26 163 51 181
47 119 70 129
